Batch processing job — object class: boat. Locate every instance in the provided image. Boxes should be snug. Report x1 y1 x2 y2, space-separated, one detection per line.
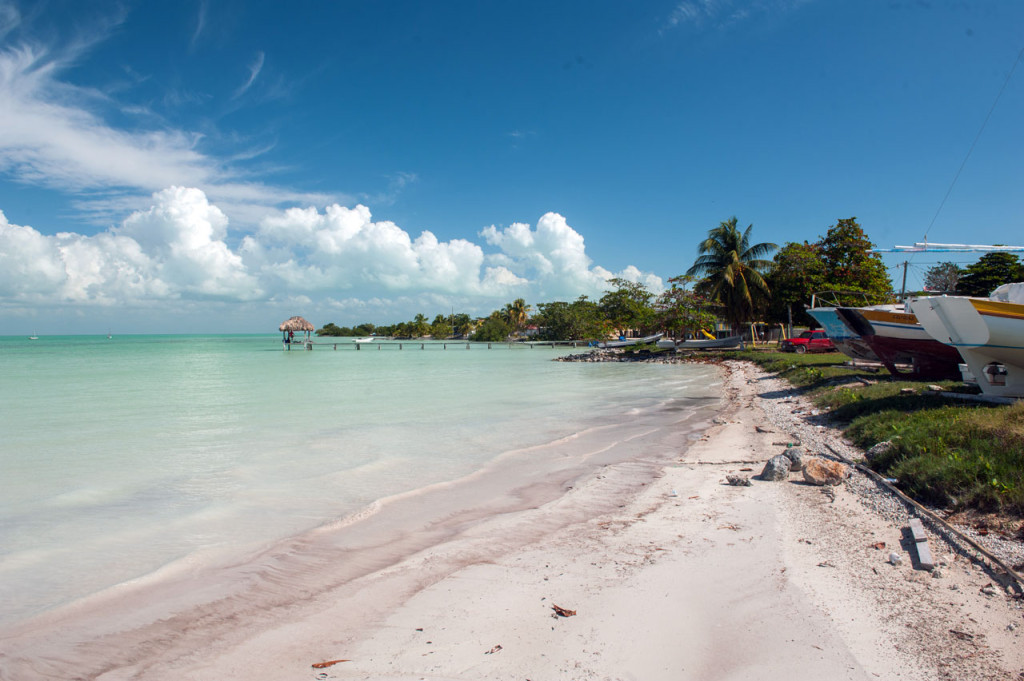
597 332 664 349
806 292 887 362
353 336 376 343
656 335 742 350
909 283 1024 397
833 306 963 380
28 332 38 340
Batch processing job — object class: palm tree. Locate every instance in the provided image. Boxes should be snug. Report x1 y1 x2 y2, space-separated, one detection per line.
686 217 776 329
502 298 531 334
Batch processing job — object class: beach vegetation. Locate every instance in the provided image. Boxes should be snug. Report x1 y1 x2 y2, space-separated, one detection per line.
956 252 1024 297
599 278 655 336
923 261 963 293
471 312 513 342
687 217 777 329
764 218 891 327
533 296 607 341
654 275 719 340
502 298 532 335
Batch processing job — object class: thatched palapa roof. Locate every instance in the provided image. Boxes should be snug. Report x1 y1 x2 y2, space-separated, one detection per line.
279 316 314 332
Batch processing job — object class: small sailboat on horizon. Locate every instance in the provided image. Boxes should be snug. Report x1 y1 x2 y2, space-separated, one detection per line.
28 332 38 340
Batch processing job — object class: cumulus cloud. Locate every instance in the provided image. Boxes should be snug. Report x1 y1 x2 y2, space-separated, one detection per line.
0 189 662 323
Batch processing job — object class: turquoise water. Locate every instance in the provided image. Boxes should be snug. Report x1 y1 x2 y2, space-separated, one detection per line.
0 335 721 630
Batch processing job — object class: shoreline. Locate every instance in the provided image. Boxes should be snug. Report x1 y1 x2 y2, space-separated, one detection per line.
3 360 1022 680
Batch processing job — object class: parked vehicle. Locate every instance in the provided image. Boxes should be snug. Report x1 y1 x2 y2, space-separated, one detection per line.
780 329 835 354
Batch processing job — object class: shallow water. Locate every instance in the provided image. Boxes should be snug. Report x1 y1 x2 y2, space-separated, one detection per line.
0 335 721 635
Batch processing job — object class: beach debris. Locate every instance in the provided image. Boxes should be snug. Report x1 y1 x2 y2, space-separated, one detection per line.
718 523 741 531
980 584 999 597
312 659 350 668
726 474 751 487
740 467 753 472
949 629 975 641
817 561 836 568
899 388 916 395
889 552 903 566
865 440 895 462
485 644 503 654
551 604 576 617
759 455 792 481
870 541 887 550
781 445 805 471
755 425 772 433
802 457 848 486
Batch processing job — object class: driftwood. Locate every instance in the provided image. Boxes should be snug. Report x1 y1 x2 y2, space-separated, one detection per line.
552 604 576 617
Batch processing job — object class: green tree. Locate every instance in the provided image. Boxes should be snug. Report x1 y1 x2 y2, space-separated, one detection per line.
655 275 718 339
599 278 655 335
958 252 1024 297
923 262 963 293
502 298 532 335
764 241 828 327
534 296 606 341
818 217 891 299
687 217 777 328
471 312 513 342
410 313 430 338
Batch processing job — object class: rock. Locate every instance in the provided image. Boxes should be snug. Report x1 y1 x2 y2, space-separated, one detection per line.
980 584 998 597
865 440 894 462
802 457 848 486
782 446 805 471
759 455 792 481
726 474 752 487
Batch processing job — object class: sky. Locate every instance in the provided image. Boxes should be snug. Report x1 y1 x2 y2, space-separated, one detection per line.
0 0 1021 334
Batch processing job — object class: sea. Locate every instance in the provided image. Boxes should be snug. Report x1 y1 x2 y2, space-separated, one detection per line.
0 334 722 662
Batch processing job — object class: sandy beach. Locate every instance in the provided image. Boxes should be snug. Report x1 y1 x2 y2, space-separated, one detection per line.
5 359 1024 680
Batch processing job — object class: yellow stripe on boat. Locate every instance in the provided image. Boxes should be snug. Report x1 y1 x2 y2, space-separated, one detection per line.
971 299 1024 321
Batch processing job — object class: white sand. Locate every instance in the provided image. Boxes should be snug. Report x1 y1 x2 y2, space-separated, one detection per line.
4 361 1022 680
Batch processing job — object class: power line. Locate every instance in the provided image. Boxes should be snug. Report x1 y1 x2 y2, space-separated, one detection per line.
922 42 1024 242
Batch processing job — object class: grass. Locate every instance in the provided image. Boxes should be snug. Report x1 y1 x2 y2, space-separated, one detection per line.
686 347 1024 518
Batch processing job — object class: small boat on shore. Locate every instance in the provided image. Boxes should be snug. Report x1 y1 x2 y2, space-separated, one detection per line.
656 335 742 350
597 332 663 349
353 337 376 343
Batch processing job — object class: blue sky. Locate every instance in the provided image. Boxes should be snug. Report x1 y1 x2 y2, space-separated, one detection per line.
0 0 1021 333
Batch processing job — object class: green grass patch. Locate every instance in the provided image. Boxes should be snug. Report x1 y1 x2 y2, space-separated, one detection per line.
846 402 1024 515
722 349 1024 518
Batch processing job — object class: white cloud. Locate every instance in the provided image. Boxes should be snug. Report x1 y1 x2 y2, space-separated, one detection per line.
0 39 330 228
233 51 265 99
0 191 663 327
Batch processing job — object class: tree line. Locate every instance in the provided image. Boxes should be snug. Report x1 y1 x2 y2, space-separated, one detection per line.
317 216 1024 341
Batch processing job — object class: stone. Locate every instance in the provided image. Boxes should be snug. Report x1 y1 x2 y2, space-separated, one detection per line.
865 440 895 462
782 446 805 471
726 474 752 487
802 457 848 486
759 455 792 481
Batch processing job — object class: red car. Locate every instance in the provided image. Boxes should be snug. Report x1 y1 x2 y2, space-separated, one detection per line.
781 329 835 354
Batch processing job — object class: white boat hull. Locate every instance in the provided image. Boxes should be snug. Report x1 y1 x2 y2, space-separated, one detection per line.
910 296 1024 397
